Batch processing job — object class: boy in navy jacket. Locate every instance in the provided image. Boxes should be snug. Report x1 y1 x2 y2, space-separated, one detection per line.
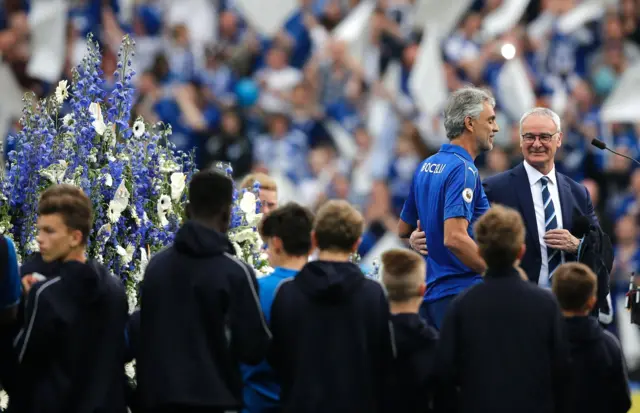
9 184 128 413
268 200 394 413
380 249 442 413
552 263 632 413
137 170 271 413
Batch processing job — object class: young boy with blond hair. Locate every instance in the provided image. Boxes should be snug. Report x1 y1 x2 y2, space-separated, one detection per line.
552 263 631 413
268 200 394 413
381 249 441 413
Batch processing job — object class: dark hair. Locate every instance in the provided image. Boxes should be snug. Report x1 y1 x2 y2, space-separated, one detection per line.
314 200 364 252
474 204 525 269
38 184 93 244
552 263 597 312
187 170 233 221
260 203 313 256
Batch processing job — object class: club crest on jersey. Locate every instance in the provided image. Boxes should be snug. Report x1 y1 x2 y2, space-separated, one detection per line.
462 188 473 203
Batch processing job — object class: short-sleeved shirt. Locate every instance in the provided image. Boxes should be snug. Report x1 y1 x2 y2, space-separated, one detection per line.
1 236 21 309
400 144 490 302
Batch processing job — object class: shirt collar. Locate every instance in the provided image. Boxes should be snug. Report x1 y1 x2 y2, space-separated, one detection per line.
440 144 474 162
523 160 556 187
273 267 299 278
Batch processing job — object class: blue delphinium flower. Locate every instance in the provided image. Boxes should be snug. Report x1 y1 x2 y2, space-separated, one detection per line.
0 34 196 312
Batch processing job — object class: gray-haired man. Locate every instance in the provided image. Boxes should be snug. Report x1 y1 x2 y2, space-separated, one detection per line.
397 86 499 330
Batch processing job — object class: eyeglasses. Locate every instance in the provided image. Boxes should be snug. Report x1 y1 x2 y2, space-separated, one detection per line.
521 132 558 144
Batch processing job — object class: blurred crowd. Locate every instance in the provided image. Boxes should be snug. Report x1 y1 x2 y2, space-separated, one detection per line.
2 0 640 328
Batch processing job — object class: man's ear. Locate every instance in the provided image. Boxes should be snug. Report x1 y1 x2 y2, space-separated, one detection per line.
418 282 426 297
585 295 597 312
311 230 318 251
272 236 283 253
464 116 473 133
517 244 526 261
351 237 362 254
70 229 84 248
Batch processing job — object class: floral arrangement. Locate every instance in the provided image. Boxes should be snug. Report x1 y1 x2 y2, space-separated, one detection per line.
218 163 273 278
0 34 196 312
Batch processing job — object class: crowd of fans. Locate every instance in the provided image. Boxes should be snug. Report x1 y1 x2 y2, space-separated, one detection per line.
2 0 640 337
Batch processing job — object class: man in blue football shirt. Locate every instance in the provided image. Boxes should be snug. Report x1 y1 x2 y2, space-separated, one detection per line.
397 86 499 330
242 202 314 413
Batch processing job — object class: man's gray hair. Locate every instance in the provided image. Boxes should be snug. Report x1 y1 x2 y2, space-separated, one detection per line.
443 86 496 140
519 107 562 136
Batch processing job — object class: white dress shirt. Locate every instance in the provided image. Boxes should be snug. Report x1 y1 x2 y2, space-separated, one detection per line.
523 161 564 288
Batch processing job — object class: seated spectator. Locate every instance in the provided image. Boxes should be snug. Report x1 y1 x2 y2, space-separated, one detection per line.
252 112 309 185
254 46 303 113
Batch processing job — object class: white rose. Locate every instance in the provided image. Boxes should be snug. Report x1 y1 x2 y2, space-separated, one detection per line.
125 362 136 380
170 172 186 201
239 192 257 215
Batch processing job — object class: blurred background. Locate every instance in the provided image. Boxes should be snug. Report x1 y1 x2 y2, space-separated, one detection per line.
2 0 640 400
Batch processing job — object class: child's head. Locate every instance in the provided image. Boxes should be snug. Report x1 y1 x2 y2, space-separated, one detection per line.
260 203 314 267
474 204 526 270
37 184 93 263
240 173 278 215
313 200 364 255
552 263 597 315
381 249 426 312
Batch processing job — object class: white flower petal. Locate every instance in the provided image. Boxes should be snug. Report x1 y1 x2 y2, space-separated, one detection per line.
55 80 69 104
89 102 107 135
170 172 186 200
239 192 257 215
133 120 146 138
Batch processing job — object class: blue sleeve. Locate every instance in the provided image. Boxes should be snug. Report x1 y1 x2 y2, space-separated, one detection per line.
443 163 475 222
1 236 21 309
399 171 418 227
258 277 274 324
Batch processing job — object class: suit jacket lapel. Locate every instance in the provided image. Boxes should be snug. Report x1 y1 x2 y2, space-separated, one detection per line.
513 164 540 257
556 172 573 232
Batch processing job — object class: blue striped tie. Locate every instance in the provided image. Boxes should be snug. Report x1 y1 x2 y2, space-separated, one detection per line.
541 176 561 277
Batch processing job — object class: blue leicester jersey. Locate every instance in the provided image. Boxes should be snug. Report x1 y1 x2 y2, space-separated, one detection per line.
400 144 490 302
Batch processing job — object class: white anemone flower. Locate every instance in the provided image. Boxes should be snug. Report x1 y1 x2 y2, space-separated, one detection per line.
157 195 172 213
62 113 74 127
55 80 69 104
132 120 145 138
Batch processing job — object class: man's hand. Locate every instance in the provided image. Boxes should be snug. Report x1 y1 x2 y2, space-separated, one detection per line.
409 220 428 256
21 273 46 295
544 229 580 254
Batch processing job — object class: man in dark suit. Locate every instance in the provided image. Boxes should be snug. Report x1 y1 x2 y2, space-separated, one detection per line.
410 107 598 286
